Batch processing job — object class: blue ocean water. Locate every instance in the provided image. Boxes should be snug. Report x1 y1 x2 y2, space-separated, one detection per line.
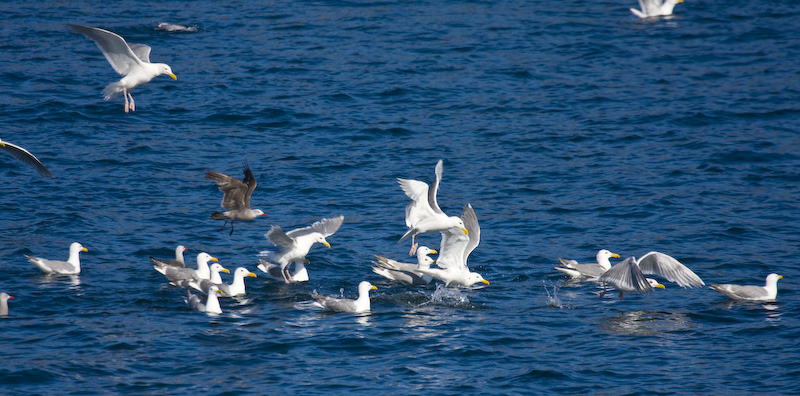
1 0 799 394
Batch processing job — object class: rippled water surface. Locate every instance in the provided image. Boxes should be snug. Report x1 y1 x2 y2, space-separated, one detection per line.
1 1 799 394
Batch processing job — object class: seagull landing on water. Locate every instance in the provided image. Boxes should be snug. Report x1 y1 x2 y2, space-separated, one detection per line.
398 159 469 256
258 216 344 284
630 0 684 18
0 138 53 178
205 164 267 235
68 24 177 113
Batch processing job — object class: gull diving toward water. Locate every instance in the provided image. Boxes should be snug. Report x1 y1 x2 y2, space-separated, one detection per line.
0 293 13 317
258 215 344 283
313 281 377 313
190 267 257 297
555 249 621 280
630 0 684 18
372 246 438 286
415 204 489 287
27 242 88 275
206 164 267 235
186 285 223 314
68 24 177 113
150 245 187 268
0 138 54 178
710 274 783 302
598 253 704 298
398 160 468 256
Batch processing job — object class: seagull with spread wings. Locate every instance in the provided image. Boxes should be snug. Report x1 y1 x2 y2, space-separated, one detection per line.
0 138 53 178
206 164 267 235
68 24 177 113
630 0 684 18
598 253 704 298
258 215 344 283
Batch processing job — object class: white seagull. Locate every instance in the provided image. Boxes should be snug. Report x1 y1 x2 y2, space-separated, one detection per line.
710 273 783 302
0 138 53 178
415 204 489 287
372 246 438 286
190 267 257 297
68 24 177 113
630 0 684 18
398 159 468 256
598 253 704 298
150 245 187 268
186 285 223 314
155 252 218 285
555 249 621 279
258 215 344 283
27 242 88 275
206 164 267 235
313 281 377 313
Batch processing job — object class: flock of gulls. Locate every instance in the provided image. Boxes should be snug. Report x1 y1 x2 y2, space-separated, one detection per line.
0 3 786 317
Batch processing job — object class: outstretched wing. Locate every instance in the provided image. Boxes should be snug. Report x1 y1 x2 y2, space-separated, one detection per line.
461 204 480 263
0 139 53 177
128 43 152 63
265 225 295 249
241 164 258 206
598 257 652 293
205 168 250 211
287 215 345 239
398 178 437 228
427 160 444 214
68 24 144 76
637 252 704 288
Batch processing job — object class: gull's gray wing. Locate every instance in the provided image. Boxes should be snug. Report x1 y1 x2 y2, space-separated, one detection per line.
68 24 144 75
0 140 53 177
27 257 75 273
315 296 357 313
427 160 444 214
287 216 344 239
206 169 250 211
128 43 152 63
710 284 769 300
598 257 652 293
637 252 704 288
461 204 480 262
557 259 608 278
265 225 295 249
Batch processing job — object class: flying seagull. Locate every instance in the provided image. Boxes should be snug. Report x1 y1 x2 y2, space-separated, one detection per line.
258 215 344 283
205 164 267 235
68 24 177 113
598 253 704 298
0 138 53 178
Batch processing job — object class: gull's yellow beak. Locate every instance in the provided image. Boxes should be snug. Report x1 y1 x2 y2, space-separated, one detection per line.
431 260 437 265
655 284 666 289
323 241 331 248
81 247 88 252
429 249 438 255
168 72 177 80
462 228 469 235
611 253 620 258
221 268 230 274
370 285 378 290
248 272 257 278
210 257 218 262
304 259 311 263
779 275 784 279
0 142 5 147
482 279 490 285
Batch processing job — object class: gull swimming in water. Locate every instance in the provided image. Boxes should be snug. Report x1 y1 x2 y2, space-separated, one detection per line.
630 0 684 18
0 293 13 316
598 253 704 298
0 138 54 178
313 281 377 313
68 24 177 113
186 285 223 314
190 267 257 297
710 273 783 302
398 160 468 256
27 242 88 275
258 215 344 283
371 246 438 286
415 204 489 287
206 164 267 235
155 252 217 285
555 249 621 280
150 245 187 268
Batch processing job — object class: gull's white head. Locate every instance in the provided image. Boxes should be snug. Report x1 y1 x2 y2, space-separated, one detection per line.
158 64 177 80
766 273 783 286
358 281 378 295
417 246 437 258
235 267 258 278
197 252 218 265
70 242 89 254
449 217 469 235
647 278 666 289
466 272 490 286
597 249 620 261
252 209 267 217
417 255 436 269
315 235 331 248
209 263 230 274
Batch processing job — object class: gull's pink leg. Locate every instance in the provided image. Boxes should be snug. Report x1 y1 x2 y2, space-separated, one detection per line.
123 89 130 113
128 92 135 112
409 235 418 256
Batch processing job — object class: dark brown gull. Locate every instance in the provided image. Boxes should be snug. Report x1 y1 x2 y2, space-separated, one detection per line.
205 164 267 235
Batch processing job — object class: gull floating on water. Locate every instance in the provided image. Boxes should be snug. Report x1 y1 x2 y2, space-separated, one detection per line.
372 246 438 286
186 285 223 314
0 138 54 178
630 0 684 18
206 164 267 235
710 273 783 302
313 281 377 313
155 252 217 285
156 22 198 32
598 253 704 298
555 249 621 280
415 204 489 287
398 159 468 256
190 267 256 297
150 245 187 268
258 215 344 283
27 242 88 275
0 293 13 316
68 24 177 113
